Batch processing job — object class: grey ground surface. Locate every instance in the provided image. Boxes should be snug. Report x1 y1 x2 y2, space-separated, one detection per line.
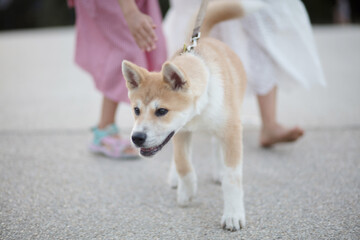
0 26 359 239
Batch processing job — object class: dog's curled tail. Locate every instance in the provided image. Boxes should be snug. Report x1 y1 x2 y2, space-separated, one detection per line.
200 0 265 38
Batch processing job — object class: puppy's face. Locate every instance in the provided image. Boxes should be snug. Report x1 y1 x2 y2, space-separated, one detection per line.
122 61 193 157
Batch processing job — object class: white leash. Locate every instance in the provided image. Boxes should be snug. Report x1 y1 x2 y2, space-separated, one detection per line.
183 0 209 53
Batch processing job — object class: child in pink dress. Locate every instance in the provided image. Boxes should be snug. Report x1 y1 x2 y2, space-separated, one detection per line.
69 0 167 158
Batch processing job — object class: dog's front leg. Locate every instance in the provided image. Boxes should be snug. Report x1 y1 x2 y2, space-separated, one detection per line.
173 131 197 206
167 158 178 188
220 123 245 231
211 137 224 184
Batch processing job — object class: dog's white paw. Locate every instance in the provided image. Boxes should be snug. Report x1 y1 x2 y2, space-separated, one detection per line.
168 167 178 189
177 189 194 206
212 170 223 185
177 172 197 206
168 160 178 188
168 176 178 189
221 214 246 231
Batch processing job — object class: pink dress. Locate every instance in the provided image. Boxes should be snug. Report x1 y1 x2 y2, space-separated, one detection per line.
69 0 167 103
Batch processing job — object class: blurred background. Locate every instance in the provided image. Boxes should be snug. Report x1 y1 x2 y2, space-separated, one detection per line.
0 0 359 31
0 0 359 131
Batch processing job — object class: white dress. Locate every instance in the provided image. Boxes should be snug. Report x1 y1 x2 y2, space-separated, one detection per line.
163 0 326 95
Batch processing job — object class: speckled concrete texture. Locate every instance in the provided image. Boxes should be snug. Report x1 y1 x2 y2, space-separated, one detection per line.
0 26 359 239
0 130 359 239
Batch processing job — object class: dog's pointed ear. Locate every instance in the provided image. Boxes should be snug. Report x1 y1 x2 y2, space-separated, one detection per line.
122 60 143 90
162 62 187 91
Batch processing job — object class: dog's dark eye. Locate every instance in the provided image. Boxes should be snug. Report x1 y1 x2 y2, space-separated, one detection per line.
134 107 140 116
155 108 168 117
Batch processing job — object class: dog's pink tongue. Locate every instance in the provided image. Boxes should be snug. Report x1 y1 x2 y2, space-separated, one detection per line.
141 147 154 152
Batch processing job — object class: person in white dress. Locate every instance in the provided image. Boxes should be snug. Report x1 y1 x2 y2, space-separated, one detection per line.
163 0 326 147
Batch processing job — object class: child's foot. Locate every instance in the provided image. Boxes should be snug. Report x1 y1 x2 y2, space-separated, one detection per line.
100 135 138 158
260 124 304 148
89 124 139 159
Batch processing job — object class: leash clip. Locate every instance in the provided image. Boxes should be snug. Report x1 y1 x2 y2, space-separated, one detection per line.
183 32 201 53
181 0 208 54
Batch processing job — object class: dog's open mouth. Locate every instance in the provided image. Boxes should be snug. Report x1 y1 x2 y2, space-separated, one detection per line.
140 131 175 157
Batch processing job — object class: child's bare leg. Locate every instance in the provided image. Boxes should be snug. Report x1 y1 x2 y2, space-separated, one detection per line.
257 87 304 147
99 96 118 129
98 96 137 154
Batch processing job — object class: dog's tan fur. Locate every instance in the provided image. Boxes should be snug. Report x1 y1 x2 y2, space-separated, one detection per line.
122 0 264 231
195 38 246 169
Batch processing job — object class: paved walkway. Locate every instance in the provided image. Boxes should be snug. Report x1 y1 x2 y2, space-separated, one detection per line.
0 26 359 239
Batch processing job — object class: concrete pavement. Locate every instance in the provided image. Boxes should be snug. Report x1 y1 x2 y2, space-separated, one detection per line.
0 26 359 239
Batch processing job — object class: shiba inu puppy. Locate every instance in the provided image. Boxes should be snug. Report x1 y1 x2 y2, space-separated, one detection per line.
122 0 264 231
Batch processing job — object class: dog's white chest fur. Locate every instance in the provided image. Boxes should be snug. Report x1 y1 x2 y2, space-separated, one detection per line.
182 68 226 133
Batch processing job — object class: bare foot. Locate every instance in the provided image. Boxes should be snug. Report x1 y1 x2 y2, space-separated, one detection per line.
260 124 304 148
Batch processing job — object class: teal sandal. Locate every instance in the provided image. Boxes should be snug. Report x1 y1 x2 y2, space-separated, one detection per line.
89 124 139 159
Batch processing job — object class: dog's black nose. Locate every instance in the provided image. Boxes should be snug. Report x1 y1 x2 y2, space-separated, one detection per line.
132 132 147 147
